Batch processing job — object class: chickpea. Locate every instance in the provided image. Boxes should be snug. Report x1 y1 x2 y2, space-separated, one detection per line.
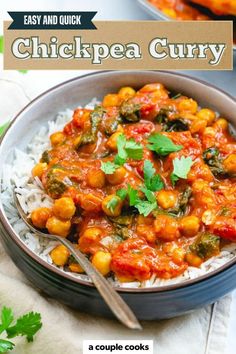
46 216 71 237
79 227 103 254
80 194 102 212
196 108 215 125
202 210 216 225
139 83 165 93
32 162 48 178
118 87 136 100
179 99 198 114
180 216 200 237
162 8 177 18
187 162 213 182
102 94 120 108
190 119 207 134
156 190 178 209
172 248 185 264
203 127 216 137
137 215 154 225
50 245 70 266
87 169 106 188
53 197 76 220
214 118 228 131
102 195 123 217
106 132 123 151
136 225 156 243
69 263 84 273
106 167 126 185
92 251 112 276
186 253 203 267
202 127 217 148
31 207 52 229
154 215 180 241
223 154 236 174
50 132 65 147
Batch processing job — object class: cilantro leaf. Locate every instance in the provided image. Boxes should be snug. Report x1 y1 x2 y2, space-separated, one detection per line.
140 186 156 203
100 161 117 175
6 312 42 343
0 339 15 353
127 185 139 206
143 160 164 191
114 154 126 166
0 36 3 54
116 188 127 201
106 196 119 212
0 122 10 136
127 185 157 216
147 133 182 156
125 139 143 160
116 134 143 164
171 156 194 185
135 200 157 217
117 134 127 160
0 307 14 334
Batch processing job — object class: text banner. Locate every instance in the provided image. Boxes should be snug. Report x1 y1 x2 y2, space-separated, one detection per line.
4 21 233 70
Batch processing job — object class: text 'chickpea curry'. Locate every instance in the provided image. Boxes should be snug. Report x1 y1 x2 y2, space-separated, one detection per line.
31 83 236 283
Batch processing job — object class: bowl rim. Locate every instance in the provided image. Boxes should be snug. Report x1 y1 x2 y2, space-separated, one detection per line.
0 69 236 294
137 0 236 52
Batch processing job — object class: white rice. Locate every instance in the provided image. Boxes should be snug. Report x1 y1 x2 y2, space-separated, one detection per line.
1 101 236 288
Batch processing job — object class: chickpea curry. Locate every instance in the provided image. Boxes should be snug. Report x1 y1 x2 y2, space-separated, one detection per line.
148 0 236 20
30 83 236 283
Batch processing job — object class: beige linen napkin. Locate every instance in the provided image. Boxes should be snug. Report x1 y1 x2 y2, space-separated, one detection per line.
0 71 233 354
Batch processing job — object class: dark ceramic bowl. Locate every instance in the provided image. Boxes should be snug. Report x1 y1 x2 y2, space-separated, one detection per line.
137 0 236 53
0 71 236 320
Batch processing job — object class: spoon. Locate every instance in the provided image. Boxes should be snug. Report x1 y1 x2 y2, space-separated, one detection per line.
13 190 142 330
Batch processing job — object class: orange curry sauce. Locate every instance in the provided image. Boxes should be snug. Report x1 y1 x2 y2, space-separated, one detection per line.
31 83 236 283
148 0 210 20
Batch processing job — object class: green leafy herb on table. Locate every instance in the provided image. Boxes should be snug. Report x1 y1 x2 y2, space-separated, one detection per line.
0 36 3 54
171 156 194 185
0 122 10 136
147 133 182 156
0 306 42 353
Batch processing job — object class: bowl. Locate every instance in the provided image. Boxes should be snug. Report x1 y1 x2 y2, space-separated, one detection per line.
0 70 236 320
137 0 236 53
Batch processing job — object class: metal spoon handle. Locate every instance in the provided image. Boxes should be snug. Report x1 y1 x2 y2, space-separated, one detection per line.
59 237 142 330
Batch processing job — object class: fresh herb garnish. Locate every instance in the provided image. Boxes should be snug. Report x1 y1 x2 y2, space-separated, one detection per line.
127 185 139 206
0 306 42 352
101 134 143 174
171 156 194 185
143 160 164 191
126 185 157 217
147 133 182 156
117 134 143 161
100 161 117 175
116 188 127 200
